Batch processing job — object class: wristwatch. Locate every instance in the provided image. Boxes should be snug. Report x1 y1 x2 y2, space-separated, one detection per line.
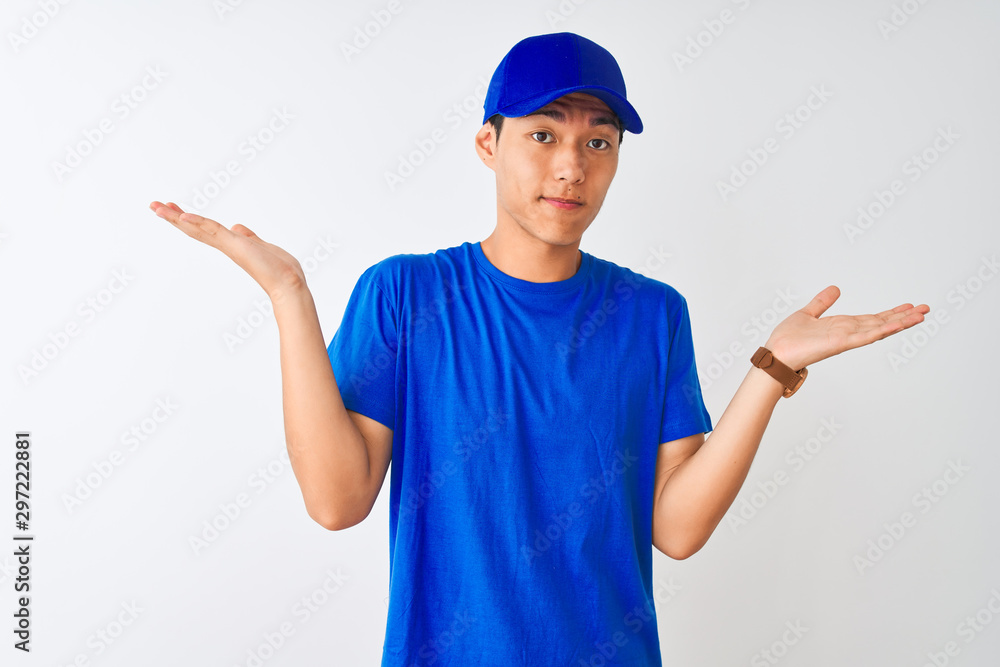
750 347 808 398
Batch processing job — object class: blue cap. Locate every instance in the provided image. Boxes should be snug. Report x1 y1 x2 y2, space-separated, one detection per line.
482 32 643 134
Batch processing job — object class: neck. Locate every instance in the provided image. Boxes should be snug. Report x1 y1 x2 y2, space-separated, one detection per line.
479 223 582 283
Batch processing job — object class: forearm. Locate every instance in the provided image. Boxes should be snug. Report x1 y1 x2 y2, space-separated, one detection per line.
273 285 372 528
655 364 785 558
653 283 929 558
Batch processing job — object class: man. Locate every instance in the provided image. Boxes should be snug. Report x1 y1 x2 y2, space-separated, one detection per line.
150 31 928 667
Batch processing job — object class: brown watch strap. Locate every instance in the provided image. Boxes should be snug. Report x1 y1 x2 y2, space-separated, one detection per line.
750 347 808 397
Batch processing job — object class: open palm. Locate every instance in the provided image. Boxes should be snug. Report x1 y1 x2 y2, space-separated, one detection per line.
764 285 930 371
149 201 306 304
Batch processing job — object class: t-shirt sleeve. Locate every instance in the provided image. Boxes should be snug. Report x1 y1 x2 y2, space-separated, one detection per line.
326 263 398 430
659 292 713 443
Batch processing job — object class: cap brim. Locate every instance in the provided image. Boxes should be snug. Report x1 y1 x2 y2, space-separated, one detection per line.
497 85 643 134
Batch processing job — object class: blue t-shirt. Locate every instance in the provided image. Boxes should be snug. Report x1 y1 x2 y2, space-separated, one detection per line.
327 241 713 666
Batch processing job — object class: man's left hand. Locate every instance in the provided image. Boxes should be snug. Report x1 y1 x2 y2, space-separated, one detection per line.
763 285 930 371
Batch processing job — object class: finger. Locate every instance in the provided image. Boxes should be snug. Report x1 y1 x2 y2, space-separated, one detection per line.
854 306 924 335
871 302 931 324
800 285 840 319
872 303 913 319
150 201 185 216
874 304 930 330
835 303 926 339
847 308 927 347
156 207 233 248
892 306 930 330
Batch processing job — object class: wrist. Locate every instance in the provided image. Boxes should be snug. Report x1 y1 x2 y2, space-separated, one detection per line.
762 338 804 372
748 364 789 400
271 281 315 315
751 345 808 398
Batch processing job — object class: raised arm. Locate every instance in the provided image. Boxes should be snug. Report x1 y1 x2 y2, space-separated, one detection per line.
149 201 392 530
653 286 930 559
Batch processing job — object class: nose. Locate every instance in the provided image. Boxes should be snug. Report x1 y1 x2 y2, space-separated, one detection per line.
551 143 586 185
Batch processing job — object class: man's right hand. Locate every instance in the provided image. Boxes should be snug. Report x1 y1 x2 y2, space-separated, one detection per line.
148 200 390 530
149 200 307 305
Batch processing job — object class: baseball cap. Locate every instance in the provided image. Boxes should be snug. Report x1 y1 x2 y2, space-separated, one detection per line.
482 32 643 134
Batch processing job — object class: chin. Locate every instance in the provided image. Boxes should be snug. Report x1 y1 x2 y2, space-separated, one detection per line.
539 228 585 247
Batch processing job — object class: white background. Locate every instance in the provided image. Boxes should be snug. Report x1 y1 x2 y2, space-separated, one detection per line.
1 0 998 665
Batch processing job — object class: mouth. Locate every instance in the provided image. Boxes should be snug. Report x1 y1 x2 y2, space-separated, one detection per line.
542 197 583 209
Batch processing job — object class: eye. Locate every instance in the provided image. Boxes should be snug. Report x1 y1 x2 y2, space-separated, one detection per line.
531 131 554 143
589 138 610 150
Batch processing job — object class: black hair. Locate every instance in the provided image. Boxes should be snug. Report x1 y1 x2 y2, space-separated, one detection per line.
487 112 625 148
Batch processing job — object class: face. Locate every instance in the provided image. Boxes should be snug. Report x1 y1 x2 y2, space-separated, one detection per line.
475 92 620 248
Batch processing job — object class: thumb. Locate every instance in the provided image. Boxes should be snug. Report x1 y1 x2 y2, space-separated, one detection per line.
231 223 259 238
231 223 285 255
800 285 840 319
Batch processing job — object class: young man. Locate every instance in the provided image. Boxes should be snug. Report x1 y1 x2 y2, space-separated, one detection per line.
150 31 928 667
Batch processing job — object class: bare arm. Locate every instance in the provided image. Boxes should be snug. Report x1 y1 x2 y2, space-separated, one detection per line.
273 285 393 530
652 370 780 559
652 286 929 559
149 201 392 530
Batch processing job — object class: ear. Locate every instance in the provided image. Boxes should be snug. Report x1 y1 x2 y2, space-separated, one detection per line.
474 122 497 171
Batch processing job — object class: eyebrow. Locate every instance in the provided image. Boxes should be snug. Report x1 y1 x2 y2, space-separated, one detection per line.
524 108 618 129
